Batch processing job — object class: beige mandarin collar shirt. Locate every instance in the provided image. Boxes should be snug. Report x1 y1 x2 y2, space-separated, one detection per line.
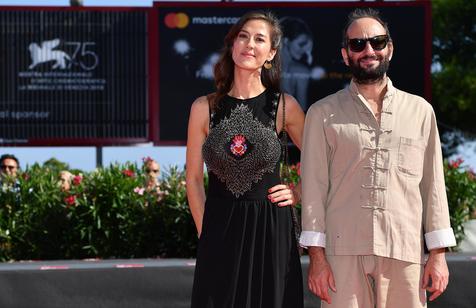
300 78 456 264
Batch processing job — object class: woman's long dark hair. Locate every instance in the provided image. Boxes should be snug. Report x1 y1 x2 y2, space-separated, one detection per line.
208 11 283 110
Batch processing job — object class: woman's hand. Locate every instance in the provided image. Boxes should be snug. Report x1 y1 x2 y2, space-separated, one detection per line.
267 184 300 207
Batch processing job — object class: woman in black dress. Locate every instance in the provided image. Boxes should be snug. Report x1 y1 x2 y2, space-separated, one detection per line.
186 11 305 308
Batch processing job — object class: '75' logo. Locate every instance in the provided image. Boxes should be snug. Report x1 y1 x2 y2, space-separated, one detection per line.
28 38 99 71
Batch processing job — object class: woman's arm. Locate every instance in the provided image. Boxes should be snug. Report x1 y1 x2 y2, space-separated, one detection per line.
281 93 305 150
268 93 305 207
185 96 209 237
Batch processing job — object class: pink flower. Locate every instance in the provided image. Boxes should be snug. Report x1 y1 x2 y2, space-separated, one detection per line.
64 195 76 206
157 189 166 202
449 158 464 169
134 186 145 195
22 173 30 180
122 169 135 177
73 175 82 186
468 169 475 181
142 156 153 163
296 162 301 176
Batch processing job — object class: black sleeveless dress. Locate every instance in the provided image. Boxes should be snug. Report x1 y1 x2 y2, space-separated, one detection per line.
191 90 303 308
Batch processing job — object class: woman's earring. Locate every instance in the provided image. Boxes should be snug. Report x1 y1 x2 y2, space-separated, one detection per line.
263 60 272 69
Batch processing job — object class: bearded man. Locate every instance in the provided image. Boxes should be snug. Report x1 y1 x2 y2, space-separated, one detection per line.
299 8 456 308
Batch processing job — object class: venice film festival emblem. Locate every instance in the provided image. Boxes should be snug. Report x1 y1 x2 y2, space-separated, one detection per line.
28 38 98 71
18 38 106 91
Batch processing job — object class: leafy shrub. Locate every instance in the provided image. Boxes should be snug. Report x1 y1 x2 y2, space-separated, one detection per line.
1 157 474 261
444 158 476 248
0 163 197 261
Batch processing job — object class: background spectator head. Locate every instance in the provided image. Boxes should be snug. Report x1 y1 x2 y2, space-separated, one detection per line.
58 170 74 191
280 16 314 65
0 154 20 178
143 157 160 191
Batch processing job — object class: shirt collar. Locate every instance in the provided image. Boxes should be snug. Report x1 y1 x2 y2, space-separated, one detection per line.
348 78 396 129
349 77 396 98
349 76 396 107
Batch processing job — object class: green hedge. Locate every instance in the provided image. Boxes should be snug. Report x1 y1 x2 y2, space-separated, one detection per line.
0 163 197 261
445 158 476 247
0 159 475 261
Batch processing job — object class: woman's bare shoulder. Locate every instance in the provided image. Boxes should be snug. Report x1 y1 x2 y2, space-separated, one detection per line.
190 94 213 114
192 95 209 106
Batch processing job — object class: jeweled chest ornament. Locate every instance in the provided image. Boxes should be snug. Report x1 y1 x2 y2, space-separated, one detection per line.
230 134 248 157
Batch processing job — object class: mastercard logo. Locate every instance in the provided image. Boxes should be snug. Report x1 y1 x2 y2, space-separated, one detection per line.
164 13 190 29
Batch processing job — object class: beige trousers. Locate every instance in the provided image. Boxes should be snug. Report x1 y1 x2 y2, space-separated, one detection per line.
322 255 427 308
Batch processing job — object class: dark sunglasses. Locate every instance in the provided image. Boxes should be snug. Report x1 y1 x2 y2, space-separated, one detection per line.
1 165 16 170
347 35 389 52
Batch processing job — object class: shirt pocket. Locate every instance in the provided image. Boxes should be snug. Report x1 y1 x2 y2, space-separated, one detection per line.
397 137 425 177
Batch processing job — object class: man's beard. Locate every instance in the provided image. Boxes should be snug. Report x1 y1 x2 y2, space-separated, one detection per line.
348 54 390 84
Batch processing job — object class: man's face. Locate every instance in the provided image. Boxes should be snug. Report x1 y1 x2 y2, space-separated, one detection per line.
1 158 18 177
341 17 393 84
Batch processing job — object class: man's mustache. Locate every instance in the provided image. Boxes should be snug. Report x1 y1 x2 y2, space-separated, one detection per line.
359 55 381 62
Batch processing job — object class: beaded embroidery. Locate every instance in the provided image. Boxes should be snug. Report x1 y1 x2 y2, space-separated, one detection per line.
203 102 281 197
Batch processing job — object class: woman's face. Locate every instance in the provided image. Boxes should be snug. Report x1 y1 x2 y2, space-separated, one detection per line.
59 172 72 191
231 19 276 71
286 34 313 62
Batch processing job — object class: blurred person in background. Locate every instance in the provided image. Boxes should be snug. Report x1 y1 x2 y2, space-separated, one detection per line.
58 170 74 192
0 154 19 179
143 157 161 192
280 16 314 111
0 154 21 201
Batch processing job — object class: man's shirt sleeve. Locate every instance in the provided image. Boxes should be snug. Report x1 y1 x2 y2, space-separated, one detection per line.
299 103 330 248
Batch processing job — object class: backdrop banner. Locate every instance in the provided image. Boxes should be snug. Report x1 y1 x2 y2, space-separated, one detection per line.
0 9 148 145
154 2 430 144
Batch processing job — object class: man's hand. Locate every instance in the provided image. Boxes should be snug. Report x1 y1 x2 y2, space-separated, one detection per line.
422 248 449 301
308 247 336 304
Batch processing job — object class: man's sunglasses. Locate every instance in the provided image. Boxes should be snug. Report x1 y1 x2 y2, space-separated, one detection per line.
1 165 16 171
347 35 389 53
